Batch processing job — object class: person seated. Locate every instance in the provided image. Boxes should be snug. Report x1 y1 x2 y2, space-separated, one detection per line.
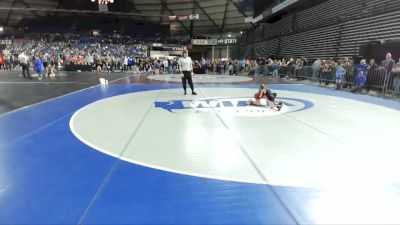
351 68 367 93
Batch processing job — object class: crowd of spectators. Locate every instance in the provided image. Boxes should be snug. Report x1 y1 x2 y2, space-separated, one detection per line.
190 54 400 95
0 33 149 74
0 33 399 96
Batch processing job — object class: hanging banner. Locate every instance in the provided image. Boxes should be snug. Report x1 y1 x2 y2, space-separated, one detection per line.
168 15 177 21
178 16 188 21
189 14 199 20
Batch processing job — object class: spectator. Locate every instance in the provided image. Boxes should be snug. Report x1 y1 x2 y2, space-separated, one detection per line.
42 53 49 71
46 62 56 77
393 58 400 96
168 58 172 73
6 52 14 70
356 59 368 76
301 56 308 66
239 59 245 73
258 57 265 75
296 57 308 78
228 61 234 75
0 54 5 70
34 55 44 79
272 60 280 79
335 62 346 90
286 58 295 78
312 59 321 81
381 52 396 72
381 52 396 92
351 68 367 93
368 59 378 70
245 59 250 72
163 58 169 74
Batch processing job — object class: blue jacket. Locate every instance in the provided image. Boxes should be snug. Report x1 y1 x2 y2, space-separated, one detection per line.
355 74 366 86
240 60 246 68
34 58 44 73
356 64 368 75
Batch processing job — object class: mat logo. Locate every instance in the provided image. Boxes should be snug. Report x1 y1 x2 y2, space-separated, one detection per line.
155 97 313 117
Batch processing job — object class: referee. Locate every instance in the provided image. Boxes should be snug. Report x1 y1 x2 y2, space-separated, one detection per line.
178 50 197 95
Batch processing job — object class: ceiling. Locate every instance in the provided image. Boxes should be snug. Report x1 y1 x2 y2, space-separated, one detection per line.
0 0 257 35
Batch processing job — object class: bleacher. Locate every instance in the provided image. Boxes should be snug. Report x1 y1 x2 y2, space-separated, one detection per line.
339 11 400 58
295 0 363 31
281 25 340 60
254 38 280 58
233 0 400 60
365 0 400 14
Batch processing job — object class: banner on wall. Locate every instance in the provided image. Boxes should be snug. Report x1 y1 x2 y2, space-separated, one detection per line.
191 39 217 46
0 39 12 45
191 39 237 46
217 38 237 45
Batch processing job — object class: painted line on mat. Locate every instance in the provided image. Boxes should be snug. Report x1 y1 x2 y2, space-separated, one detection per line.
69 90 267 185
0 74 137 118
76 89 163 225
196 87 300 225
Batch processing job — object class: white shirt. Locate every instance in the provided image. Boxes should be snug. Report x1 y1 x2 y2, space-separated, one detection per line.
179 56 192 71
18 53 28 64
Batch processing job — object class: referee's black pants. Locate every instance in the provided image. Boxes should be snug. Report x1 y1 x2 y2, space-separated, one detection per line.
181 71 194 92
21 63 31 78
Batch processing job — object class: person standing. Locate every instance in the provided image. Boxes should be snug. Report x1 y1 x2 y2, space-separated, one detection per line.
163 58 169 73
0 54 5 70
34 55 44 80
368 59 378 70
18 51 32 79
393 58 400 96
381 52 396 72
381 52 396 93
335 62 346 90
123 56 128 72
178 50 197 95
312 59 321 81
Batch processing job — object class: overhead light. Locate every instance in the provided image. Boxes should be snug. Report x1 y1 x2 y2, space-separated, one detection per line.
240 31 243 34
0 26 4 32
227 34 232 38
